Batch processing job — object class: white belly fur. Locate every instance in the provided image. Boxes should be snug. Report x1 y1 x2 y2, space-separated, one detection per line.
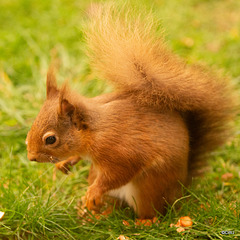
107 182 137 210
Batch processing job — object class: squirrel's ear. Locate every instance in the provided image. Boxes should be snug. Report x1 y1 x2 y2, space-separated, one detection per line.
58 83 89 130
58 82 74 116
58 98 89 130
58 98 75 117
46 67 58 99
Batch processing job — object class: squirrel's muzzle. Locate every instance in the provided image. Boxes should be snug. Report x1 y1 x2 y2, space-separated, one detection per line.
27 152 38 162
27 151 59 163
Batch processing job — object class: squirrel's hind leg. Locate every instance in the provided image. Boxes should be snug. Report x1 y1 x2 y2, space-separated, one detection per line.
133 167 187 219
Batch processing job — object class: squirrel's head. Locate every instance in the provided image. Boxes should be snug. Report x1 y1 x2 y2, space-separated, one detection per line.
26 69 90 163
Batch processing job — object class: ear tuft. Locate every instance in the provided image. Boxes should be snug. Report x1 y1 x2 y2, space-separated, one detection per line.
47 67 58 99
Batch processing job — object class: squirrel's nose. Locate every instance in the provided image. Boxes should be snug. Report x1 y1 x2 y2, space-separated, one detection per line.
27 152 38 162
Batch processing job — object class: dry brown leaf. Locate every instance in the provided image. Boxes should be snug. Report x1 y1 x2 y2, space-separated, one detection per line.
118 235 129 240
152 217 160 224
135 218 153 226
176 226 185 233
122 220 130 226
179 216 193 227
221 172 233 181
170 216 193 232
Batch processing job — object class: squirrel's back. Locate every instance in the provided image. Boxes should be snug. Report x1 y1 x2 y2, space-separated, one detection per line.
85 4 238 174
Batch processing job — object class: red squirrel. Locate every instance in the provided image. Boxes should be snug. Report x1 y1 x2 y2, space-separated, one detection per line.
26 5 237 218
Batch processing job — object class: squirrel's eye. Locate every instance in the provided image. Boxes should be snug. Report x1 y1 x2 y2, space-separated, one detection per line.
45 136 56 145
42 131 58 146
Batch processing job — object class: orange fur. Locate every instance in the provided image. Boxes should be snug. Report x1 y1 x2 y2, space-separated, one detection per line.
26 4 238 218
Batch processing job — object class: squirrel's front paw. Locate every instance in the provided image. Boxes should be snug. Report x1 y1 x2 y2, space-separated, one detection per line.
86 186 103 211
55 156 80 174
55 161 71 174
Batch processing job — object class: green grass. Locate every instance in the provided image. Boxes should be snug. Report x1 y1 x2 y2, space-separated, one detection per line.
0 0 240 239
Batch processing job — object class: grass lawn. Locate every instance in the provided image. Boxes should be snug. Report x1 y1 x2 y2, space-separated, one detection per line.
0 0 240 239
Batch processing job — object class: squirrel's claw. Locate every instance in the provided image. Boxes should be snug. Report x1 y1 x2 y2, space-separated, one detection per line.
86 186 103 211
55 161 71 174
55 156 81 174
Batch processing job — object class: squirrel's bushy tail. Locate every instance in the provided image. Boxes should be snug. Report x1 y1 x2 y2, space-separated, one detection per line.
85 4 238 174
